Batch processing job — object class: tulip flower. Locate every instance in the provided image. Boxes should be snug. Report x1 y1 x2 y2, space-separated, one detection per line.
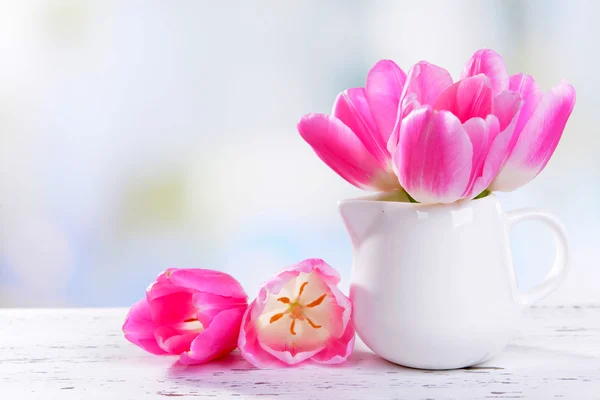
123 268 248 364
486 75 576 192
298 60 407 191
298 49 575 204
392 62 521 203
394 49 575 202
238 259 355 368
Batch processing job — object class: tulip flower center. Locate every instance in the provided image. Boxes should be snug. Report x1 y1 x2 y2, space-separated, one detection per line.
256 272 339 354
268 281 326 336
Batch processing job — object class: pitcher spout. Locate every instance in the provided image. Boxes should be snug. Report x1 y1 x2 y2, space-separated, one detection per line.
338 198 386 250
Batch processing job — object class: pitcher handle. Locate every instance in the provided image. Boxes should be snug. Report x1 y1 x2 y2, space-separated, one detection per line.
506 208 570 306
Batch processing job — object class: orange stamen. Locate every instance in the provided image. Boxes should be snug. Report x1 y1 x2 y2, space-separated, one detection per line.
266 281 329 336
270 313 284 323
306 318 321 329
305 294 326 308
298 282 308 298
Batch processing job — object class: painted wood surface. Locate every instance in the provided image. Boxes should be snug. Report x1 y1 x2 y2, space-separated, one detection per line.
1 306 599 399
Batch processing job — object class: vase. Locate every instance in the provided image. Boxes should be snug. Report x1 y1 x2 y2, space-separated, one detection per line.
338 192 569 369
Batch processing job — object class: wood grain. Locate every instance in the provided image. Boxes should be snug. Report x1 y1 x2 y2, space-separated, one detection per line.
1 306 599 399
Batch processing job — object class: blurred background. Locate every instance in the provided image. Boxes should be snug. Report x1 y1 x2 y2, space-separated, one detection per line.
0 0 597 307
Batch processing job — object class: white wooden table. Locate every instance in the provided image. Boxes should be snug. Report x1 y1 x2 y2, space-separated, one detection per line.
1 307 599 399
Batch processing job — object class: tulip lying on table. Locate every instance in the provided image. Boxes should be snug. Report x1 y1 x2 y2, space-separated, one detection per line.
123 268 248 364
238 258 354 368
298 49 576 203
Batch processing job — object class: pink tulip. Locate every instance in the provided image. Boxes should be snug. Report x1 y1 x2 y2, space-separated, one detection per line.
299 49 575 203
393 49 575 202
298 60 407 191
123 268 248 364
238 259 355 368
488 76 576 192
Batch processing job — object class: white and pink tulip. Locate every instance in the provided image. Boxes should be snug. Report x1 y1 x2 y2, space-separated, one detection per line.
238 258 355 368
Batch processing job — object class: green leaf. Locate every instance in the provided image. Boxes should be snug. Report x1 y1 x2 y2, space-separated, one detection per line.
473 189 491 200
406 191 420 203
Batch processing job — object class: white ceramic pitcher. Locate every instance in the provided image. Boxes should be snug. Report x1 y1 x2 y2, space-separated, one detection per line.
338 192 569 370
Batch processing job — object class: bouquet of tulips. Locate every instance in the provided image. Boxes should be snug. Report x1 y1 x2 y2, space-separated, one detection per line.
123 49 575 369
298 49 575 203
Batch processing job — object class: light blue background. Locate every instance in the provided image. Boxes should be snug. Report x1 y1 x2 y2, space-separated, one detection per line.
0 0 597 306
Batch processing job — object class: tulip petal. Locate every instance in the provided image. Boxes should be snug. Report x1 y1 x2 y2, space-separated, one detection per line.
146 275 185 302
179 307 246 365
304 280 353 364
461 49 509 94
277 258 342 286
155 268 176 284
493 90 523 132
193 292 247 327
333 88 389 166
466 91 521 197
301 272 350 339
462 116 496 195
387 97 420 155
394 107 473 203
310 313 355 364
122 299 167 355
509 73 543 136
400 61 453 107
365 60 407 140
253 258 342 310
238 300 287 368
146 286 196 326
167 269 247 300
259 340 324 366
434 75 493 123
464 116 504 197
491 82 576 191
155 326 199 354
298 113 400 191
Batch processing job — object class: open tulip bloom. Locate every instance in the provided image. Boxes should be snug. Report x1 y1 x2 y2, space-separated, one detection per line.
239 258 355 368
298 49 576 203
